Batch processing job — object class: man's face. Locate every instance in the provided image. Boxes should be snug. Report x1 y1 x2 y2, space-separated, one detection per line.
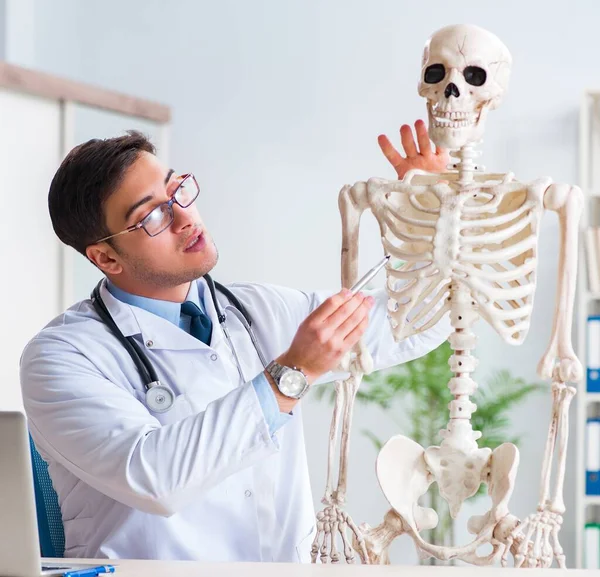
94 152 218 293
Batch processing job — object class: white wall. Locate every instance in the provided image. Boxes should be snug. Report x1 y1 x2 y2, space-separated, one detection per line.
0 89 61 410
3 0 35 67
29 0 598 564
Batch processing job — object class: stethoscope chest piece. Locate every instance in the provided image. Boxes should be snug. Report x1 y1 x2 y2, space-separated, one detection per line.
146 382 175 413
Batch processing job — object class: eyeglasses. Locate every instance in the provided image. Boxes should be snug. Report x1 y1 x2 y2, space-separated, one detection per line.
94 173 200 244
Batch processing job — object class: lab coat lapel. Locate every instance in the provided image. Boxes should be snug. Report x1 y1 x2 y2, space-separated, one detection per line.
98 278 212 351
197 278 268 381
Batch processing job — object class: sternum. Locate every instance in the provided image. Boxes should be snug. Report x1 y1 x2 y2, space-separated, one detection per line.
432 201 462 277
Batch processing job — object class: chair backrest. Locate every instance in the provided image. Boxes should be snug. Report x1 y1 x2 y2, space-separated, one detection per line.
28 436 65 558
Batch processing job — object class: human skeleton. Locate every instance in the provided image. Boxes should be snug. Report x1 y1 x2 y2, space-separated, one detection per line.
311 24 583 568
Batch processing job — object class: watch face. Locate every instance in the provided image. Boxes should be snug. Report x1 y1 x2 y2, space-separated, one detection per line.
279 369 307 398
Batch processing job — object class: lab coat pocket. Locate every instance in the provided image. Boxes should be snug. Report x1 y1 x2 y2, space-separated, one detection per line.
295 524 316 563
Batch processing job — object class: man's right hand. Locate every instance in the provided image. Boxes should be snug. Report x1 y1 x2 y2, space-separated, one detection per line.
276 289 375 385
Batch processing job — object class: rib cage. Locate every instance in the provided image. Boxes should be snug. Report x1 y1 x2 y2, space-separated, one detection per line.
366 174 548 345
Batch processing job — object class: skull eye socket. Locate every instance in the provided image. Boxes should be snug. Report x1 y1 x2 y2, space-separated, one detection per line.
424 64 445 84
464 66 487 87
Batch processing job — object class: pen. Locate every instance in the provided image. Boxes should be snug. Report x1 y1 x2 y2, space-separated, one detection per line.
349 254 390 295
63 565 115 577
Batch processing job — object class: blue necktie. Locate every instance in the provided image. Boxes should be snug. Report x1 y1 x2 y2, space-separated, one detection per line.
181 301 213 345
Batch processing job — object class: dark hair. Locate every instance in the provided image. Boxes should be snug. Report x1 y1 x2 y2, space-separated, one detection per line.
48 130 156 256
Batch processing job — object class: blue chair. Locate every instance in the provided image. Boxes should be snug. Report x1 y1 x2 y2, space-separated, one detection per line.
29 436 65 558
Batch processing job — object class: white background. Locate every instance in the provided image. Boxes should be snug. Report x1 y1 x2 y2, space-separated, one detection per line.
3 0 597 564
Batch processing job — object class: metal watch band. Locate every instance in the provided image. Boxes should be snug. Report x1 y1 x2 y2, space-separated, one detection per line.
266 360 308 399
266 360 285 383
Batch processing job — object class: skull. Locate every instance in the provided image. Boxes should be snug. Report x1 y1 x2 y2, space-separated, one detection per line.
417 24 512 150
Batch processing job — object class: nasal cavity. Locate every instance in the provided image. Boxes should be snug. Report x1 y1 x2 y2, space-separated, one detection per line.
444 83 460 99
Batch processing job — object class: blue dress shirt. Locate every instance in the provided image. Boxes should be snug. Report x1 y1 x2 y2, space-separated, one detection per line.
106 280 291 436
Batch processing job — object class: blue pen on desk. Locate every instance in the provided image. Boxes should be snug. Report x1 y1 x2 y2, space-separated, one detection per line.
63 565 115 577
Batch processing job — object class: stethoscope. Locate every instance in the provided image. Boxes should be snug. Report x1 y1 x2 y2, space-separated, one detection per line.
91 274 269 413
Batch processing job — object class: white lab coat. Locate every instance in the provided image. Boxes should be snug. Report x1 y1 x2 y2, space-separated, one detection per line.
20 277 450 562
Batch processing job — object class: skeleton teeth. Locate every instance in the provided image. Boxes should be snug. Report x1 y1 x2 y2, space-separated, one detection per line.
430 107 477 124
433 118 475 129
431 107 477 129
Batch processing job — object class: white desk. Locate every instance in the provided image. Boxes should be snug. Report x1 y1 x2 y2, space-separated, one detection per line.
46 558 599 575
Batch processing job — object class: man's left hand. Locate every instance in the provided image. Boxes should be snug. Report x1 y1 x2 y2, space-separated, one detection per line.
378 119 449 179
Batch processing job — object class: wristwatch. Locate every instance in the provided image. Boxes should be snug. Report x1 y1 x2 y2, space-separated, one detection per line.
266 360 309 399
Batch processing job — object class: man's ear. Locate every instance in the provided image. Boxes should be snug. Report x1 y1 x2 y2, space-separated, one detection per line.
86 243 123 275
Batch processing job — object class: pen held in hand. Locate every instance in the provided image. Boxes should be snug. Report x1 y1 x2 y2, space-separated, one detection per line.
349 254 390 295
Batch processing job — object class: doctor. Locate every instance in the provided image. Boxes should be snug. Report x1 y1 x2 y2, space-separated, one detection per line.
20 121 449 562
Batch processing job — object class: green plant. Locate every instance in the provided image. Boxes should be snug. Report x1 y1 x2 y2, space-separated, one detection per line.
313 340 545 559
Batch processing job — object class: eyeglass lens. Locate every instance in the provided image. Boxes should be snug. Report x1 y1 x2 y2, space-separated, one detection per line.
141 176 199 236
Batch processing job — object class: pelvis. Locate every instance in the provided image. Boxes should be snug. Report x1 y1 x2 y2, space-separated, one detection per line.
375 433 519 543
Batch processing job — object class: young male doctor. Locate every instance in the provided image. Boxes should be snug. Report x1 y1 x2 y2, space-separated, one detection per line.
20 121 450 562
